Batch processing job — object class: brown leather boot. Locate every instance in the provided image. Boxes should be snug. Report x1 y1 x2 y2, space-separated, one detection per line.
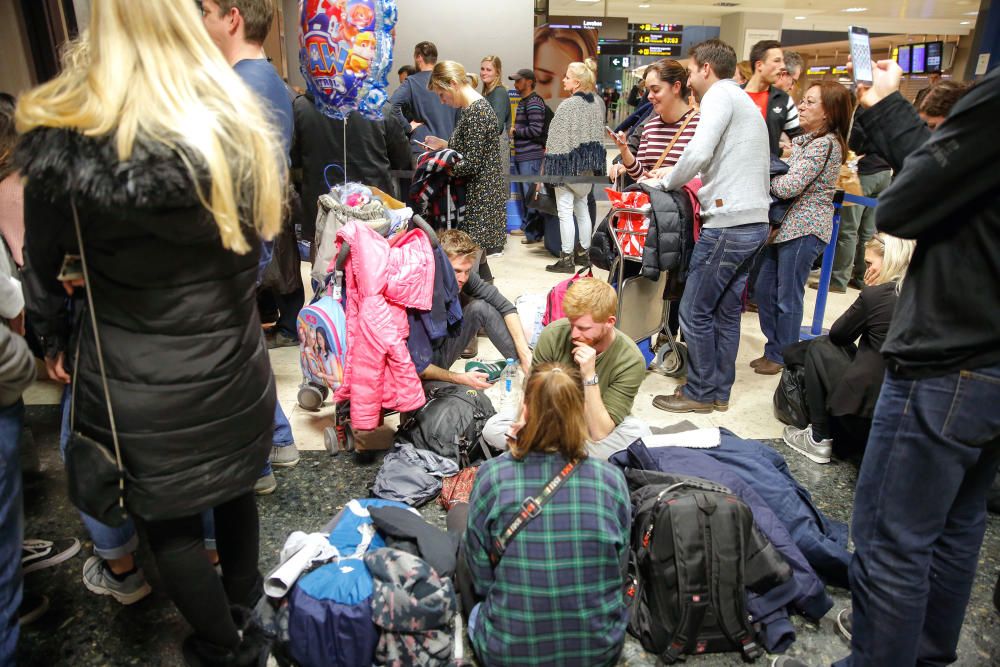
652 392 714 414
754 358 785 375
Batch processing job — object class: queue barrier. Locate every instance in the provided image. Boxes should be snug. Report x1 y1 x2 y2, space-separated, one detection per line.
800 191 879 340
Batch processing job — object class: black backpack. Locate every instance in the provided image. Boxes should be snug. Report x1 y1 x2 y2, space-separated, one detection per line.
627 480 791 664
394 384 497 464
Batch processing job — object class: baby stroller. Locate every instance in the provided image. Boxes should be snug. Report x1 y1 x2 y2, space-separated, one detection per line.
297 176 437 460
604 196 689 379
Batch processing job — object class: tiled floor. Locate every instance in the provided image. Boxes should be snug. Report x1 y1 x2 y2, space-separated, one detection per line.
18 229 1000 666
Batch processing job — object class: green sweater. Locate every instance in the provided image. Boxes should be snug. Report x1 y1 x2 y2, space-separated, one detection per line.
532 319 646 425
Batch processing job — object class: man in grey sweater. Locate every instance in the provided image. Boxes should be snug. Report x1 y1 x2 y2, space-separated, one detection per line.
646 39 771 413
389 41 460 160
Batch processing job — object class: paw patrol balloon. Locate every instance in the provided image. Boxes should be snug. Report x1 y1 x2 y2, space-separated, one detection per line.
300 0 397 120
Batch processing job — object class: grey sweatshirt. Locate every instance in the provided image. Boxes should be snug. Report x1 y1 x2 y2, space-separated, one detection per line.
656 79 771 229
0 249 33 408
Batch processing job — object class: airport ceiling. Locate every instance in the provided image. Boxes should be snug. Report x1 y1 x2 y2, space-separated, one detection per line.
547 0 978 36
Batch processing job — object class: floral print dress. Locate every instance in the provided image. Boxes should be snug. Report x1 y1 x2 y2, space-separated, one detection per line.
449 98 506 252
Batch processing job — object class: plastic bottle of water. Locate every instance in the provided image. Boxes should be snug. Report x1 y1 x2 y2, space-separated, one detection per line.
500 358 520 411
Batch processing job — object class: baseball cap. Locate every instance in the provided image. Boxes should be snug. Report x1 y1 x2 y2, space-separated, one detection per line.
509 68 536 82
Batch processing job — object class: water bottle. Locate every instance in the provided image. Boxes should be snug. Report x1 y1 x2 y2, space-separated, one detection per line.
500 359 520 411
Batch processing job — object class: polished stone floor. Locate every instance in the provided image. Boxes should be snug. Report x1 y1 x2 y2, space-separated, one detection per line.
19 404 1000 666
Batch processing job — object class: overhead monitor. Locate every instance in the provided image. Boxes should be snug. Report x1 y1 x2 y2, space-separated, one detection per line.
896 44 912 74
926 41 943 73
911 43 927 74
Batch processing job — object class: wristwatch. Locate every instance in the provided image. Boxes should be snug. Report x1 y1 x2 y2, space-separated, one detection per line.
583 374 599 386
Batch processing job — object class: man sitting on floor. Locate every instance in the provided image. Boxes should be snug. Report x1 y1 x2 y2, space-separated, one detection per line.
483 278 651 458
419 230 533 389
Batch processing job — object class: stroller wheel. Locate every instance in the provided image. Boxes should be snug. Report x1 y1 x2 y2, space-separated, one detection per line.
654 342 688 378
323 427 340 456
297 384 324 411
663 342 689 378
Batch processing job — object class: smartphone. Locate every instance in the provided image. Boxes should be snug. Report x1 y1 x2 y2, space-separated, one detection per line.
849 26 873 86
414 139 433 151
605 125 618 138
57 254 83 282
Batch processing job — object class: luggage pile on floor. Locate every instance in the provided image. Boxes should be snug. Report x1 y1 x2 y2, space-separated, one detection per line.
370 383 498 508
266 498 463 667
610 427 851 660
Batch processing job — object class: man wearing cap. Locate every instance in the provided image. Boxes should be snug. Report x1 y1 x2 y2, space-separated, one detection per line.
509 68 551 243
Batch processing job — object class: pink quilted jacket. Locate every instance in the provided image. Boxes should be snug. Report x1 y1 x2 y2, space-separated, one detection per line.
333 222 434 430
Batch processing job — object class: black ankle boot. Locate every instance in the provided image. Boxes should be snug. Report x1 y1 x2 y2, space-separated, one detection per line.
574 248 591 268
546 252 575 273
182 606 271 667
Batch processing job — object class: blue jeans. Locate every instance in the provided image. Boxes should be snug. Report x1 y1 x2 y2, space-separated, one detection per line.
512 158 551 241
59 388 139 560
835 364 1000 667
0 401 24 665
679 223 769 404
260 401 293 477
756 234 826 364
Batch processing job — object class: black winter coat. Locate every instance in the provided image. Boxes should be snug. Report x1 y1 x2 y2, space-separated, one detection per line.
858 70 1000 378
638 183 694 281
18 128 275 521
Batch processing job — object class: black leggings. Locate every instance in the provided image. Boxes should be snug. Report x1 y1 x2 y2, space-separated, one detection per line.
144 493 262 649
446 503 481 621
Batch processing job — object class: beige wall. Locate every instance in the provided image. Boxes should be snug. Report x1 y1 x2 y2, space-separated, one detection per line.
0 0 35 95
720 12 784 62
281 0 534 95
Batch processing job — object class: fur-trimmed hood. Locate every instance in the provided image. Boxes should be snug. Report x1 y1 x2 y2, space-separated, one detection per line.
15 127 205 211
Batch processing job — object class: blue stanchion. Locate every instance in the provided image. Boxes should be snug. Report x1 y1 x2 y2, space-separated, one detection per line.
505 180 523 233
800 190 879 340
800 197 842 341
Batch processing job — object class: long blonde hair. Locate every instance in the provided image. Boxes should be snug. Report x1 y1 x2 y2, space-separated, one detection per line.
15 0 284 254
480 55 503 95
867 233 916 291
566 58 598 94
428 60 479 92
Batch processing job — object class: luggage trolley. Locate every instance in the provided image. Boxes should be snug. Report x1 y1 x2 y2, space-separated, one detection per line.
605 206 688 378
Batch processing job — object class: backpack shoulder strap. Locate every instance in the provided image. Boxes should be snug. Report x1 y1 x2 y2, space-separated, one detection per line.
705 493 764 662
658 492 710 664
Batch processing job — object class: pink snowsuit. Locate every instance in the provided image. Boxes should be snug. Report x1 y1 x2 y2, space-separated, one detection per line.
334 222 434 430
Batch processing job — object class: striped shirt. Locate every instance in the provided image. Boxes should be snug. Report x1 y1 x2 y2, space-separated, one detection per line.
625 109 700 180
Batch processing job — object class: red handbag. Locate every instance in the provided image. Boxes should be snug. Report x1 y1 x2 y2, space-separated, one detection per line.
438 467 478 510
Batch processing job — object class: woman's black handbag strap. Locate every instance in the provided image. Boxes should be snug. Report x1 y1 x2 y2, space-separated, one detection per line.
69 198 126 511
489 458 581 566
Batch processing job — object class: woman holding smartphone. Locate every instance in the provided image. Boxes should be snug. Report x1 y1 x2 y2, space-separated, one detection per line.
543 58 606 273
424 61 506 275
16 0 282 662
608 60 700 188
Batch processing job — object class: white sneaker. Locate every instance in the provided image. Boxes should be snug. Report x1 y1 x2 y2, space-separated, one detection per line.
782 425 832 464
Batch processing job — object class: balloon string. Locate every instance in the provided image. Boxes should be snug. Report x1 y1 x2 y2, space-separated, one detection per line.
343 116 348 187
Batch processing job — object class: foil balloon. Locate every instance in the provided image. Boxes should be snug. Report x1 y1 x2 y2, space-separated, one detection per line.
299 0 397 120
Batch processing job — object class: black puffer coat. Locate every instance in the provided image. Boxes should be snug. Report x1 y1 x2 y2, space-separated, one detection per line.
18 128 275 521
638 183 694 281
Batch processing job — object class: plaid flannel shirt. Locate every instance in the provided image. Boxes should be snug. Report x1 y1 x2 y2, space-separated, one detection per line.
463 452 631 666
408 148 467 230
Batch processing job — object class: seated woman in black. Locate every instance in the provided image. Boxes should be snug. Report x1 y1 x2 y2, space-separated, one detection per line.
782 233 916 462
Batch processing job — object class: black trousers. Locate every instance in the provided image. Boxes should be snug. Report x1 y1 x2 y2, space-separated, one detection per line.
445 503 480 622
803 336 853 440
144 493 262 649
